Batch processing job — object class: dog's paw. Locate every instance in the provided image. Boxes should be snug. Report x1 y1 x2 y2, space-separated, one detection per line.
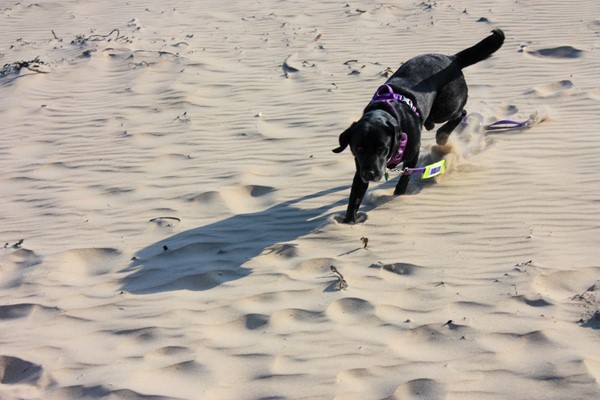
393 187 407 196
333 215 353 224
333 213 368 224
436 133 450 145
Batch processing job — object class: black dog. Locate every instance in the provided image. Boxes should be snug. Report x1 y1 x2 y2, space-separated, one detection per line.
333 29 505 223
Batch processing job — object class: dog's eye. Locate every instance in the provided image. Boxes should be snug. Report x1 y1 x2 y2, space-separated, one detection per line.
355 146 365 154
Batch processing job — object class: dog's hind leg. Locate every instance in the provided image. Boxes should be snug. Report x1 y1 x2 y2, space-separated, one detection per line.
436 110 467 145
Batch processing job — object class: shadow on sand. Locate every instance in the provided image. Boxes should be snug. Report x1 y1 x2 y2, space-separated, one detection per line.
120 152 445 295
120 186 350 294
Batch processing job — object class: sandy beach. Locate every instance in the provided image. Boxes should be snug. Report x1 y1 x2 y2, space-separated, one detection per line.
1 0 600 399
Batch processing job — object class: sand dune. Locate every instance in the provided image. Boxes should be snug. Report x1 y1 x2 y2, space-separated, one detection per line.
1 0 600 399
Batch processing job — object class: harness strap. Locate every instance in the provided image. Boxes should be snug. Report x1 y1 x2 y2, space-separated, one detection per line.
386 132 407 169
370 84 420 118
369 84 420 167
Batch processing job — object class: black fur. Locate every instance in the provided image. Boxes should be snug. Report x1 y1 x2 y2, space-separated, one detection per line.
333 29 504 223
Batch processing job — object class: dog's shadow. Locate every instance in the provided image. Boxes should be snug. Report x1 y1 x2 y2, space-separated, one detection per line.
120 150 451 294
120 186 348 294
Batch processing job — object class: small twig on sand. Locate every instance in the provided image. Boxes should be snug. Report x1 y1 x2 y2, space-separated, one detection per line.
1 57 48 76
330 266 348 290
360 237 369 249
86 28 124 42
71 29 127 46
175 111 191 123
149 216 181 228
158 50 180 58
149 217 181 223
3 239 24 249
515 260 533 267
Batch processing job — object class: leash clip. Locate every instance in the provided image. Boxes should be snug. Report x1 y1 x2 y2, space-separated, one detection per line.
388 165 410 175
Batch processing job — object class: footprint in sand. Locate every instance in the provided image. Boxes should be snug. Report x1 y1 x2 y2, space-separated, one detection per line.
293 257 336 275
0 355 45 385
186 190 224 208
573 281 600 327
532 267 600 299
527 45 583 59
0 248 42 289
0 303 60 321
46 248 123 281
270 308 324 331
326 297 375 323
187 184 276 214
371 262 421 276
390 378 445 400
149 216 181 229
216 313 270 332
525 79 574 98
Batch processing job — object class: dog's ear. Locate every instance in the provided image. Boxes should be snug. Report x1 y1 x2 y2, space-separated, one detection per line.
332 123 356 153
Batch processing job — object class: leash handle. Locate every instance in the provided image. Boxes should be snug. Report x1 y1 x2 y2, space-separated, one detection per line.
485 118 532 130
461 112 535 131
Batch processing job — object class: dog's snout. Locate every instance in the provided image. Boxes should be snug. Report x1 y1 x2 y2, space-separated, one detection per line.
361 168 381 182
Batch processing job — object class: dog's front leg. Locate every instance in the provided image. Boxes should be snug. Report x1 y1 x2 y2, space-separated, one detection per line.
343 170 369 223
394 153 419 195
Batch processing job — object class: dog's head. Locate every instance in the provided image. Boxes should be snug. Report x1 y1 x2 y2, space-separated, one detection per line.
333 111 398 183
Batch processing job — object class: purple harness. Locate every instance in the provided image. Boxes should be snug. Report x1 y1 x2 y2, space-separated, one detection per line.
386 132 408 168
369 84 420 168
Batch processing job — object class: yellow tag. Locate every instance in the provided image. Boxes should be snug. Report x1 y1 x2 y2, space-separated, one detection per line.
421 160 445 179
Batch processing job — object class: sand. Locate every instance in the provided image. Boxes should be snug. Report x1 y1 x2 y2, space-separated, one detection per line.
1 0 600 399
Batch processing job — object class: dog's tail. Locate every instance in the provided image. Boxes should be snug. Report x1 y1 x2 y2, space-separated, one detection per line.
454 29 505 69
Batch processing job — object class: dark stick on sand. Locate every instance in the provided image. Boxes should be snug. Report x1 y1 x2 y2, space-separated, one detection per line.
330 266 348 290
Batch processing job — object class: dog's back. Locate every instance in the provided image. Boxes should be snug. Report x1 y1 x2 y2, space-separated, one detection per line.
385 29 505 125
